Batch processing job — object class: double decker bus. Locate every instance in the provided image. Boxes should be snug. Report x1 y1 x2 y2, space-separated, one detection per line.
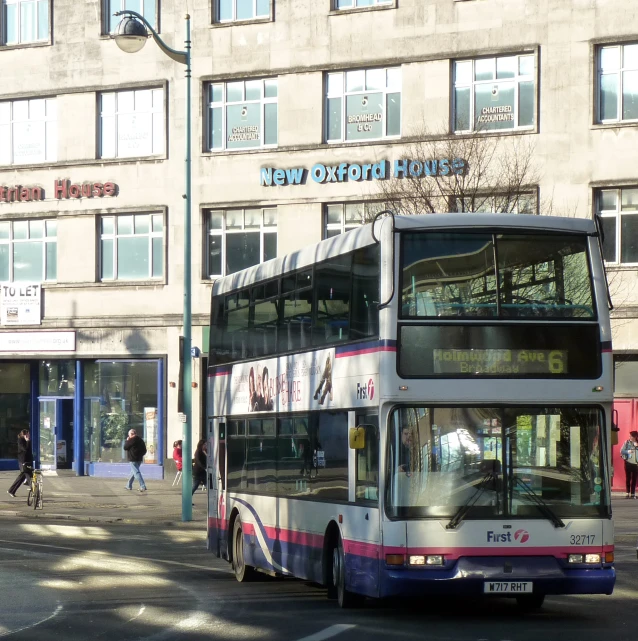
206 213 615 609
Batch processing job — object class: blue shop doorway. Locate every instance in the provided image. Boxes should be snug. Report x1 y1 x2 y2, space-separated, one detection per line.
39 397 74 471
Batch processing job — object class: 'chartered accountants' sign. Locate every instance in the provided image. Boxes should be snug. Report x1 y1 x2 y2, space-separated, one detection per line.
260 158 467 187
0 179 118 204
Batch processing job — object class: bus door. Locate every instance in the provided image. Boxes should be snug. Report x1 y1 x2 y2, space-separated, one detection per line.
208 417 227 558
348 413 381 596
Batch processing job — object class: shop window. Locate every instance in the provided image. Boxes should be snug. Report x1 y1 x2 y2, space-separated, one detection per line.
615 357 638 396
326 67 401 143
99 88 165 159
334 0 392 8
100 213 164 281
453 54 535 133
1 0 49 45
0 363 30 461
39 360 74 396
207 78 278 151
0 98 56 165
0 219 57 282
104 0 157 35
214 0 270 22
84 360 159 464
598 43 638 123
596 187 638 264
206 207 277 277
324 201 389 238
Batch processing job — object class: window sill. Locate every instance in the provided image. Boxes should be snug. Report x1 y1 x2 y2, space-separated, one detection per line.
592 121 638 131
0 40 51 51
452 127 538 138
211 17 273 28
604 264 638 272
329 3 396 16
45 280 166 289
204 146 278 156
0 156 166 172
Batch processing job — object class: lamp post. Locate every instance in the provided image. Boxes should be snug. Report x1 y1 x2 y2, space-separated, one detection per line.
113 11 193 521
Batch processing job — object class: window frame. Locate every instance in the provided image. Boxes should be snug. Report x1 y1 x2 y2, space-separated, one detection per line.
213 0 272 24
1 0 50 47
597 43 638 124
206 207 278 278
102 0 159 35
324 201 389 238
0 219 57 283
332 0 394 11
596 186 638 266
99 212 165 282
452 53 536 134
98 87 165 160
206 78 278 152
325 67 402 144
0 97 57 166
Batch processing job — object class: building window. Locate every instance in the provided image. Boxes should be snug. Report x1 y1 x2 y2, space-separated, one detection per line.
104 0 157 34
2 0 49 45
0 98 56 166
99 88 164 159
598 44 638 123
215 0 269 22
335 0 391 8
451 193 537 214
324 202 387 238
326 67 401 143
207 79 277 151
453 54 535 133
100 214 164 281
207 208 277 277
596 187 638 265
0 219 57 282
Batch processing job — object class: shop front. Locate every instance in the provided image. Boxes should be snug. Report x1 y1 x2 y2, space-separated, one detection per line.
0 356 165 479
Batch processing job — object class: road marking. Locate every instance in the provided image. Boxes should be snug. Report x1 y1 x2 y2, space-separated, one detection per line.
294 624 356 641
0 605 63 638
0 538 231 574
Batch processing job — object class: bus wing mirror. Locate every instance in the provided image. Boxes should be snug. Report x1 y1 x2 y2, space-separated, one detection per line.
349 426 366 450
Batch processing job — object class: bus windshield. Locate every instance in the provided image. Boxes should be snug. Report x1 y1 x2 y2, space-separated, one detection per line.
386 406 606 520
401 232 595 319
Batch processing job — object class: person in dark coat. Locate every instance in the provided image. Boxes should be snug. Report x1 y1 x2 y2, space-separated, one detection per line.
192 439 207 496
123 429 147 492
7 429 33 497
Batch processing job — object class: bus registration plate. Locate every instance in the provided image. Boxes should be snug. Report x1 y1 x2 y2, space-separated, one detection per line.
484 581 533 593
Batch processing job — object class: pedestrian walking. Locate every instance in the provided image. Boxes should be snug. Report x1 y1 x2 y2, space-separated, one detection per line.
7 429 33 497
621 430 638 498
173 440 183 473
192 439 207 496
123 429 148 492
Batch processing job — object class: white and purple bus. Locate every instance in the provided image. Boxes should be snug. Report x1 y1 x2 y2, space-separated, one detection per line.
206 213 615 609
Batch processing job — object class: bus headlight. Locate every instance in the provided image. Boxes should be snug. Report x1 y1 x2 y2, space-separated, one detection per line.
585 554 601 564
408 554 444 566
568 554 584 563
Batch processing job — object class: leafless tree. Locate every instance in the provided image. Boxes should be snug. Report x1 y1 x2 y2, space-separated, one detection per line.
371 124 542 218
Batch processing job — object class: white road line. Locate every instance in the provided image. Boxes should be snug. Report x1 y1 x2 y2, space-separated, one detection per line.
294 624 356 641
0 605 63 638
0 538 231 574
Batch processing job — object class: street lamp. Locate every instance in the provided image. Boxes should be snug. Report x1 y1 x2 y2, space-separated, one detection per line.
113 10 193 522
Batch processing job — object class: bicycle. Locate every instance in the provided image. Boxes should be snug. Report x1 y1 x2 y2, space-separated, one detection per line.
26 468 43 510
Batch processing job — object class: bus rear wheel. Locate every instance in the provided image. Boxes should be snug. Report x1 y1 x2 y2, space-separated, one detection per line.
516 593 545 610
332 535 365 609
232 516 255 582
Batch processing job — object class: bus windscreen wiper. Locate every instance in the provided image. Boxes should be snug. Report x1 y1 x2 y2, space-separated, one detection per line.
512 475 565 528
446 472 496 530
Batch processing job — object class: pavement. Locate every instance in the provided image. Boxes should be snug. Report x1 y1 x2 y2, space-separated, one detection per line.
0 470 208 527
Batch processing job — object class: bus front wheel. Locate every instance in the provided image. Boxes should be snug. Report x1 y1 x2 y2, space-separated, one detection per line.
232 516 255 582
332 535 365 608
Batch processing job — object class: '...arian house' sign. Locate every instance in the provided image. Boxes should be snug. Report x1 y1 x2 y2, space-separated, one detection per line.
0 179 118 203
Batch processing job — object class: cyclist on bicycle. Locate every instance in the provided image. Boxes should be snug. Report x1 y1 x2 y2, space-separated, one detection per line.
7 429 33 498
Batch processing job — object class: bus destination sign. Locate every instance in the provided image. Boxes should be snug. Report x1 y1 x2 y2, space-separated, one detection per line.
433 349 568 375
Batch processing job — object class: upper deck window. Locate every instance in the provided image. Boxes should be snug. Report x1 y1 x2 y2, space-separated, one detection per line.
400 232 594 320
